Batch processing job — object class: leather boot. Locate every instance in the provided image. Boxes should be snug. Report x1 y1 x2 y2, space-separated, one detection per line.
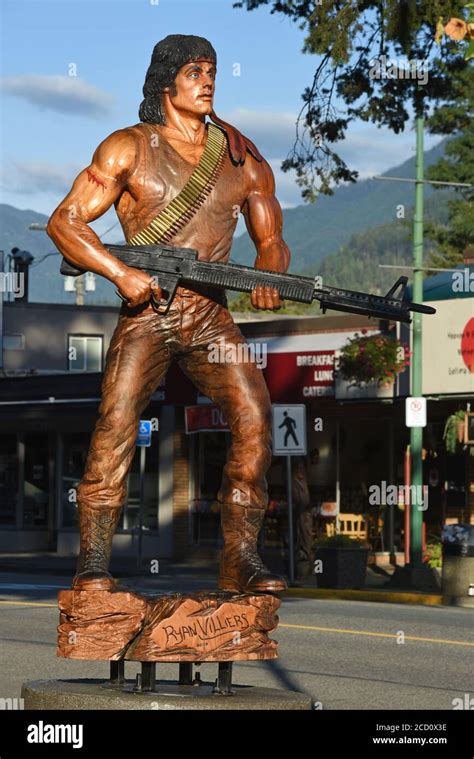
219 503 287 593
72 505 123 591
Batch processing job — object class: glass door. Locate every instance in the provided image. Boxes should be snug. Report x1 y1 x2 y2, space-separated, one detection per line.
23 433 50 528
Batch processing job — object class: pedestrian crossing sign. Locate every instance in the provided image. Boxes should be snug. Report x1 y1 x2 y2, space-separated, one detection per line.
272 404 307 456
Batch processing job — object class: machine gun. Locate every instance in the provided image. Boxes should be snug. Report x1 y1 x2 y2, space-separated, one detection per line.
60 243 436 323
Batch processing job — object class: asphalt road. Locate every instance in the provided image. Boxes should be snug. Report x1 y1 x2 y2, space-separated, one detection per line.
0 571 473 710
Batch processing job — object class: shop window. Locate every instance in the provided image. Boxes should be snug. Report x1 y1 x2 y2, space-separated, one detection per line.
68 335 103 372
445 453 467 514
191 432 229 545
0 435 17 525
23 433 49 527
4 333 25 350
61 432 91 527
124 429 160 531
61 428 160 531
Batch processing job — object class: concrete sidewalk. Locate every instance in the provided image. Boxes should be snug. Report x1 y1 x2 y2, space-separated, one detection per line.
0 552 443 605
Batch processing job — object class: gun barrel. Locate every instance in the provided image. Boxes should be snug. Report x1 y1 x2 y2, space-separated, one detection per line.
313 285 435 323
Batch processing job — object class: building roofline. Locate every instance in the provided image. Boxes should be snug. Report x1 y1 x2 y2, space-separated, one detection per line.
3 301 120 314
3 301 385 333
238 313 384 337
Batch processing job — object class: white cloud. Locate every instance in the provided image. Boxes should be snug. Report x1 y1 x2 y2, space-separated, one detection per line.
1 74 115 118
221 108 298 159
1 160 82 195
1 112 444 216
336 127 442 179
221 108 442 185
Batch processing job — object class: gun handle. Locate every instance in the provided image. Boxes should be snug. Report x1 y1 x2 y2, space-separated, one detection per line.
150 275 179 315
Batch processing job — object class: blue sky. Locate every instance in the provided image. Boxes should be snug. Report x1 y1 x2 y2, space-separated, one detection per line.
1 0 441 233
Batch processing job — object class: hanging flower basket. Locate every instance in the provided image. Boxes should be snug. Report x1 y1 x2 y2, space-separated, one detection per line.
443 410 467 453
337 332 410 388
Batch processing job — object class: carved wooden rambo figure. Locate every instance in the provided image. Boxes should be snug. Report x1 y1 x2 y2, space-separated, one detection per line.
48 35 290 595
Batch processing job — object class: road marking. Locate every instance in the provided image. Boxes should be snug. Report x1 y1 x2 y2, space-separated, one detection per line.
0 603 472 647
0 600 57 608
279 623 474 648
283 587 442 605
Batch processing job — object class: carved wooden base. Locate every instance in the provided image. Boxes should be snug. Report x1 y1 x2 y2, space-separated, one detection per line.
57 590 280 662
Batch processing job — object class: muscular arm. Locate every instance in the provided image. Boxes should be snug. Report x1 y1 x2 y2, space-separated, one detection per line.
47 129 160 307
242 157 290 310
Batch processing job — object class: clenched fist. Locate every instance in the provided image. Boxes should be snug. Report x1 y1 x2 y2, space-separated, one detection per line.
114 267 162 308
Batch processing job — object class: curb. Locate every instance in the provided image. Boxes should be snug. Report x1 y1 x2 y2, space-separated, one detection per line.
282 587 443 606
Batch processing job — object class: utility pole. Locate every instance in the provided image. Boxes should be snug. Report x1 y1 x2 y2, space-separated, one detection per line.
375 119 426 582
75 275 85 306
410 116 424 569
374 118 472 589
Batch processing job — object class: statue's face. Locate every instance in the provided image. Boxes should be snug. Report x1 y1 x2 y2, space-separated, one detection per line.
165 58 216 117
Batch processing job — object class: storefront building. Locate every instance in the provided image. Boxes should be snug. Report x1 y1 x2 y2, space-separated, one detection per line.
1 270 473 562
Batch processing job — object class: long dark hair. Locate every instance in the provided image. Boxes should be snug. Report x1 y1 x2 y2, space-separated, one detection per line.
139 35 217 125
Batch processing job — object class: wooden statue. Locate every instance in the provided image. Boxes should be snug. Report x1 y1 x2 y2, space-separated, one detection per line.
48 34 290 598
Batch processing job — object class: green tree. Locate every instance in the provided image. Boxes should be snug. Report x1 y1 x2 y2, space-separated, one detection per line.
235 0 469 200
425 67 474 268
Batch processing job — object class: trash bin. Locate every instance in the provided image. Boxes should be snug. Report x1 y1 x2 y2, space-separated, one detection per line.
441 524 474 607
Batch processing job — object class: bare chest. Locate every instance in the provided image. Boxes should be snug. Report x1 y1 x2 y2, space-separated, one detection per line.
117 125 250 243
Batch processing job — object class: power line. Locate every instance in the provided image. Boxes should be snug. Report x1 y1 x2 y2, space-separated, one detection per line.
30 251 61 269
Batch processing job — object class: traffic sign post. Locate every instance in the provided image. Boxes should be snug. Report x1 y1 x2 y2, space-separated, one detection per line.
135 421 153 569
373 117 472 590
272 404 307 456
272 405 307 584
405 397 427 428
410 117 424 570
405 394 426 561
136 420 152 447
